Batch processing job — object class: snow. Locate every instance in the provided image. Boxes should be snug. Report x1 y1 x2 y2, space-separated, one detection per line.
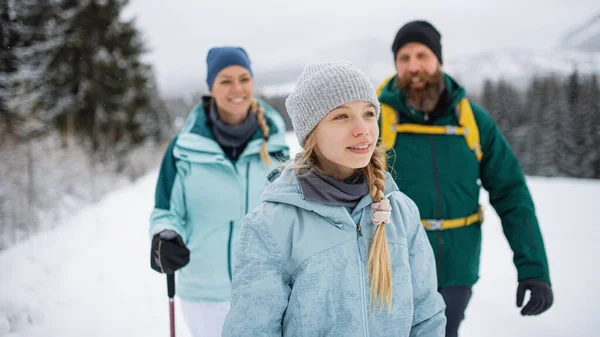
1 132 599 336
561 13 600 50
444 50 600 93
256 48 600 98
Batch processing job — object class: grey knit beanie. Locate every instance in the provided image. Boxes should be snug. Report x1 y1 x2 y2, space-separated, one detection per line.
285 61 380 147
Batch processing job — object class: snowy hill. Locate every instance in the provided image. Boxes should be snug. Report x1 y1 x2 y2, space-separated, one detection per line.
1 133 599 337
561 12 600 52
257 42 600 97
443 49 600 93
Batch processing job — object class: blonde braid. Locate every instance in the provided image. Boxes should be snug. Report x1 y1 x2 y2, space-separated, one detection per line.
252 99 272 167
363 146 393 310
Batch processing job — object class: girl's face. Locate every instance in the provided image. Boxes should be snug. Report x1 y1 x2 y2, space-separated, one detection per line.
210 65 254 125
313 100 379 180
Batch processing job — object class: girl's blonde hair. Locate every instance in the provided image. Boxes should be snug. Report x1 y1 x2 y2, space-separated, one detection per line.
363 146 392 310
289 131 393 309
251 99 272 167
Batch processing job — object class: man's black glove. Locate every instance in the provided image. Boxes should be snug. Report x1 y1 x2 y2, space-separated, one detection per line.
516 279 553 316
150 230 190 274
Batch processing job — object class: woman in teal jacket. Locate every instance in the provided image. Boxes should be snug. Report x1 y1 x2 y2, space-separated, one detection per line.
148 47 289 337
223 61 445 337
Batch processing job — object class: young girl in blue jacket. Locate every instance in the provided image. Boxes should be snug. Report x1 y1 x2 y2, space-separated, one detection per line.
223 61 446 336
148 47 289 337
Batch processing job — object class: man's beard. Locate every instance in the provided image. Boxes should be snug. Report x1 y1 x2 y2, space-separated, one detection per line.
396 69 445 113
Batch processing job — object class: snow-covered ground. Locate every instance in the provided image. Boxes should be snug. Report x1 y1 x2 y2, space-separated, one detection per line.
1 133 599 336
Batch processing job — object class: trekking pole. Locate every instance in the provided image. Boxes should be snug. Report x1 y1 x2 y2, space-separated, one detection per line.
167 273 176 337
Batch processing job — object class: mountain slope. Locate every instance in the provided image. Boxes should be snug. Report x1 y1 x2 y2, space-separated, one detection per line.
257 42 600 97
561 12 600 52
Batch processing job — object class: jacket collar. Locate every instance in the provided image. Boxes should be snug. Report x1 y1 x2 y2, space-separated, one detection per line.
262 167 399 225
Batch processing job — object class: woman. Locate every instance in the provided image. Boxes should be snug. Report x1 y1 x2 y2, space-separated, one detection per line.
149 46 289 337
223 61 446 336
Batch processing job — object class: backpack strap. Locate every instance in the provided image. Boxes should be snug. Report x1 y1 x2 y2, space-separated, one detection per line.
457 98 483 162
394 98 481 162
377 76 482 162
376 76 398 151
395 124 467 136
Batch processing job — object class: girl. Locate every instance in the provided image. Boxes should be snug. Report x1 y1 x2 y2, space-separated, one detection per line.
148 46 289 337
223 61 445 336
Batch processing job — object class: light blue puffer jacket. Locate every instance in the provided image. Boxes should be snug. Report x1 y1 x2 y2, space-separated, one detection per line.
149 98 289 302
223 168 446 336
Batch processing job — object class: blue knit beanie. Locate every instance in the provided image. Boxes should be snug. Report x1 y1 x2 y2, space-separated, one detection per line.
206 47 253 90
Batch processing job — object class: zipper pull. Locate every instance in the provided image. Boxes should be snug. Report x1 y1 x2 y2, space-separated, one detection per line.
356 223 363 236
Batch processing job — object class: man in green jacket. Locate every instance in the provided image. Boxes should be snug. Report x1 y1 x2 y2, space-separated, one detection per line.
378 20 553 337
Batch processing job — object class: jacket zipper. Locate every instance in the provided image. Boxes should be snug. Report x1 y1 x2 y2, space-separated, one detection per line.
228 161 251 283
227 220 234 282
245 161 250 214
356 222 369 337
429 135 443 284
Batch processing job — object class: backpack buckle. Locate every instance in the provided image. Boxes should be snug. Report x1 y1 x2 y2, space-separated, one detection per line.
445 126 460 135
423 219 443 231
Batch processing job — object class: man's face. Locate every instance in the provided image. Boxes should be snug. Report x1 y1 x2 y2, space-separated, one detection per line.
395 42 444 113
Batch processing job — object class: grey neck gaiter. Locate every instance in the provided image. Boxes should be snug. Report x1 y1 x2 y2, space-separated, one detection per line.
298 170 369 209
208 100 259 148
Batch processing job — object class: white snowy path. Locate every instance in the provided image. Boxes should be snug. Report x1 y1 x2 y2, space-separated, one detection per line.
1 138 599 336
0 172 189 337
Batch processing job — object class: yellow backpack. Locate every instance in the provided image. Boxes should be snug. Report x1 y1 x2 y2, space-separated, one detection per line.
377 76 483 162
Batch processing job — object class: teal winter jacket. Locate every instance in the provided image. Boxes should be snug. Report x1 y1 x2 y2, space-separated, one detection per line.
222 169 446 337
149 99 289 302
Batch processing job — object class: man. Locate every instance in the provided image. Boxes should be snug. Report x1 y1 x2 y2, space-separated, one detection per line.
377 20 553 337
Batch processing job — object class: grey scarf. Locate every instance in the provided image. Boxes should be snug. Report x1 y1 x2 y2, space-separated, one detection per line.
298 170 369 209
208 100 259 148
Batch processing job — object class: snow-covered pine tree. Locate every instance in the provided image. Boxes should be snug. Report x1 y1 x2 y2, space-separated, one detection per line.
11 0 161 154
493 80 524 149
9 0 64 140
592 74 600 179
528 76 561 177
524 77 544 175
0 0 20 142
481 79 496 115
580 74 600 179
104 8 168 160
139 73 172 144
541 76 563 177
556 71 582 177
64 0 161 159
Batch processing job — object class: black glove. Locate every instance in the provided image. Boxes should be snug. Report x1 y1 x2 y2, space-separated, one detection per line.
150 230 190 274
516 279 553 316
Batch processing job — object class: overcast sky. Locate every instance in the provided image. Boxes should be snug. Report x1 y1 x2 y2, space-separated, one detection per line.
124 0 599 97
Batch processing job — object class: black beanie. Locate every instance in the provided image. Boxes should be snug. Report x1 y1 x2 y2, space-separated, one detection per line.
392 20 443 64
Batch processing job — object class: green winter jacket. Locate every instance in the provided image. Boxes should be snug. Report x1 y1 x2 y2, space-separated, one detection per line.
378 74 551 287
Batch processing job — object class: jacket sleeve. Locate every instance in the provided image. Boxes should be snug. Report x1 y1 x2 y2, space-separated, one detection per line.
399 195 446 337
474 103 551 284
222 204 291 337
149 135 189 242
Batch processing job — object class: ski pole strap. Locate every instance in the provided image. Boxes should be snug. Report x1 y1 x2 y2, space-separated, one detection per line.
421 207 483 231
167 273 175 298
